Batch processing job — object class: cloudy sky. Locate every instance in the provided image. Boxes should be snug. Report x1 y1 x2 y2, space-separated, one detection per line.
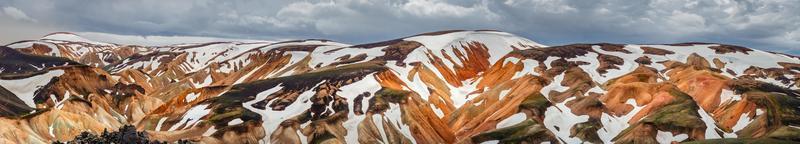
1 0 798 53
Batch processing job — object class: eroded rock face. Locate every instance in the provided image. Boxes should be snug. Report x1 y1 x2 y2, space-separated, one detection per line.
2 31 800 144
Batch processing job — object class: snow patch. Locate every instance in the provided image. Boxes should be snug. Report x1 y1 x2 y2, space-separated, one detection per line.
155 117 168 131
0 70 65 107
719 89 741 104
227 118 243 125
431 104 444 118
168 104 212 131
597 99 645 143
192 75 213 88
697 108 723 139
203 126 217 136
496 112 526 129
732 112 754 133
656 130 688 144
243 82 320 143
498 89 511 100
543 97 589 143
185 92 201 102
49 123 55 137
448 78 481 107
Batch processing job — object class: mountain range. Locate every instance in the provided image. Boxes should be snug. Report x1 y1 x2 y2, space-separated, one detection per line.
1 30 799 144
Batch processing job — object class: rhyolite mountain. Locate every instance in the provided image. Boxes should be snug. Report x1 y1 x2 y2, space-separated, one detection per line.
1 30 800 144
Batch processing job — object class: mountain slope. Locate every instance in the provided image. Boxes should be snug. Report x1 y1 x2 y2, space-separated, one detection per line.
1 30 800 144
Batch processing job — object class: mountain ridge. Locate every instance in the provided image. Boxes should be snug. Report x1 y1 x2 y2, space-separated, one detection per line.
1 30 799 143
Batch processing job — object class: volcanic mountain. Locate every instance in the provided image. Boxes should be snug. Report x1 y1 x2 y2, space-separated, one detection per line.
1 30 799 144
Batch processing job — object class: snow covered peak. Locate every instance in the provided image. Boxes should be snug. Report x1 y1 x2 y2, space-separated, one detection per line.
41 32 113 46
77 32 272 46
404 30 546 50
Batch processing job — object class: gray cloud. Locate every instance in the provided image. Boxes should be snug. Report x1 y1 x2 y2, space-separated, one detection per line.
2 6 36 22
0 5 63 44
0 0 798 53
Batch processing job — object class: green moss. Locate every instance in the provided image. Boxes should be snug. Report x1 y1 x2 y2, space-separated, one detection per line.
667 88 695 102
375 88 409 103
309 130 338 144
681 138 798 144
766 126 800 141
447 105 481 125
734 90 800 138
471 119 554 143
615 88 705 142
207 107 244 124
640 89 704 130
571 120 603 143
367 88 411 113
518 93 551 111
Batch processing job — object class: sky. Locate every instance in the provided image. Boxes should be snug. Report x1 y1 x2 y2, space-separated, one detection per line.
1 0 798 53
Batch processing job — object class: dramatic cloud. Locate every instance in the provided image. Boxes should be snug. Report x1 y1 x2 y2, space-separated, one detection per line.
2 6 36 22
0 0 798 53
0 5 62 44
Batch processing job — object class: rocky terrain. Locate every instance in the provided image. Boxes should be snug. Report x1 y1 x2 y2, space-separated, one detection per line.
1 30 800 143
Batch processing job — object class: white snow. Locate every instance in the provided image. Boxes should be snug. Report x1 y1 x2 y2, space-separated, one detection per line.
372 114 389 143
385 61 431 101
168 104 212 131
335 73 391 143
583 45 640 83
498 89 511 101
697 108 723 139
203 126 218 136
243 82 320 143
0 70 65 107
49 123 55 137
309 45 383 68
757 77 793 88
376 31 547 109
542 57 559 70
543 97 590 143
732 112 754 133
78 32 270 46
431 104 444 118
639 44 800 78
192 75 213 88
179 43 235 73
54 91 70 109
155 117 168 131
496 112 526 129
227 118 244 125
719 89 742 104
597 99 645 143
383 103 416 143
124 104 130 113
185 92 201 102
656 130 688 144
271 51 311 78
403 30 543 66
539 72 567 98
127 75 136 83
448 78 482 107
506 58 539 80
6 41 60 56
234 64 263 85
42 33 113 46
48 94 58 107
